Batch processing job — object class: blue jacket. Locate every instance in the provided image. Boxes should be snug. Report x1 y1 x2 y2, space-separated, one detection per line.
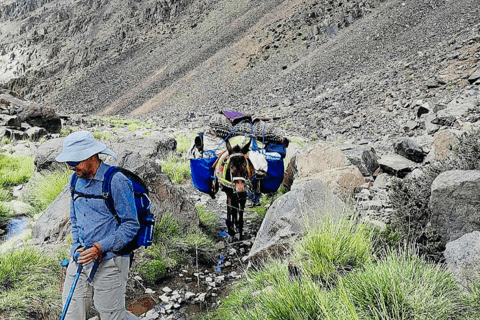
69 162 140 260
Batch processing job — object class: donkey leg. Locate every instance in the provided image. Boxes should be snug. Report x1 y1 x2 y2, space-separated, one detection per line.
237 199 246 241
226 195 235 237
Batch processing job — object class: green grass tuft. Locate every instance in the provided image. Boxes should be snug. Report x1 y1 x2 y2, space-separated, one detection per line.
0 246 69 319
204 219 478 320
23 168 71 212
343 249 467 319
174 133 195 154
159 153 190 184
196 205 219 234
0 154 34 186
294 218 374 284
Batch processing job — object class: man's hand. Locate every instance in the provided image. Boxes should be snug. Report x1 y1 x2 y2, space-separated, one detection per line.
77 243 102 266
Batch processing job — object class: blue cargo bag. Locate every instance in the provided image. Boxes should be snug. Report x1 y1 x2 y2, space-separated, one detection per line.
190 154 218 194
260 153 284 193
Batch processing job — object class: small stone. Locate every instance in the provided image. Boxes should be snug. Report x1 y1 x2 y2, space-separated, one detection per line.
159 295 170 303
185 292 196 300
145 288 155 294
198 293 207 302
144 309 159 319
224 261 232 267
162 287 173 294
205 277 213 282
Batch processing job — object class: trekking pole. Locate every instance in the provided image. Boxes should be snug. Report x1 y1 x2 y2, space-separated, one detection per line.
59 252 82 320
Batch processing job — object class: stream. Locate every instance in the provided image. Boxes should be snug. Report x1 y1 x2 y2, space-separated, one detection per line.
0 217 29 243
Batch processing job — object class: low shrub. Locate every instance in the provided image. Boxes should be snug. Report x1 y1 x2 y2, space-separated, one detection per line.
137 212 216 283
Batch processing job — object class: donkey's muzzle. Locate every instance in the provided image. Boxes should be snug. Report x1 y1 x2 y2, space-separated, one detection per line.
233 177 246 193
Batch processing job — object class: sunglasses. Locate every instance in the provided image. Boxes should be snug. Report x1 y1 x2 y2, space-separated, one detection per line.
66 161 81 167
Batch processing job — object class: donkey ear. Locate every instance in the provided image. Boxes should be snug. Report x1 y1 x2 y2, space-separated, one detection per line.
226 139 233 153
241 138 251 154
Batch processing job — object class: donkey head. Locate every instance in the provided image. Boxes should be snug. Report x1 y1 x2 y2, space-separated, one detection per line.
225 138 252 194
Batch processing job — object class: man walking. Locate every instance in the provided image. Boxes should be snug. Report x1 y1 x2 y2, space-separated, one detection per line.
56 131 139 320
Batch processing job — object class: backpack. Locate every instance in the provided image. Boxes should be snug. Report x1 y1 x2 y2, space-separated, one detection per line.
70 166 155 255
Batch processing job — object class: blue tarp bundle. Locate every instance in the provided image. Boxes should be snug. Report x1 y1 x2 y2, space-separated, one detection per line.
190 155 217 194
260 153 284 194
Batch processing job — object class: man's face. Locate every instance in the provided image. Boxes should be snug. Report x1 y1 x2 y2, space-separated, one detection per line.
68 156 97 179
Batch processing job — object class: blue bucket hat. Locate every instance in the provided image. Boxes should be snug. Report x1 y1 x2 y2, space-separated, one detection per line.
55 131 117 162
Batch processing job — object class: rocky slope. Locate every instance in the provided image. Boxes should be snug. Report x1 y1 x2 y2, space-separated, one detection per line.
0 0 478 148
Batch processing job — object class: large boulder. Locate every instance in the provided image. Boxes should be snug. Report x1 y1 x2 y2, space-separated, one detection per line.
31 186 71 243
248 178 346 264
32 152 198 243
16 106 62 133
285 141 365 196
429 170 480 244
444 231 480 288
34 137 64 171
433 129 461 160
107 133 177 160
35 133 177 171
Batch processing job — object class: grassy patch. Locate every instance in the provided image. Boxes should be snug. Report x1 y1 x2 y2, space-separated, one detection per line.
196 204 219 234
289 137 304 147
0 246 69 319
22 168 71 213
174 132 195 154
0 138 11 146
60 127 77 137
294 218 374 284
92 131 114 140
204 219 478 320
159 153 190 184
96 116 156 131
0 154 34 186
343 249 466 319
137 212 217 283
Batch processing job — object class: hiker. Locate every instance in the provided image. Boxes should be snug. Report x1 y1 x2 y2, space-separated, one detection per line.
56 131 139 320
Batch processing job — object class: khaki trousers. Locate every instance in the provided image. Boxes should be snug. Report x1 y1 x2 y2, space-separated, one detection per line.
62 256 138 320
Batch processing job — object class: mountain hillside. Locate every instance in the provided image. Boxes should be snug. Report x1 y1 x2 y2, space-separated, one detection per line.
1 0 479 142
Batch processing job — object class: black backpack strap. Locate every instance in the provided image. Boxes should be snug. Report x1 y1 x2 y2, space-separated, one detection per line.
70 173 104 201
103 166 122 225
